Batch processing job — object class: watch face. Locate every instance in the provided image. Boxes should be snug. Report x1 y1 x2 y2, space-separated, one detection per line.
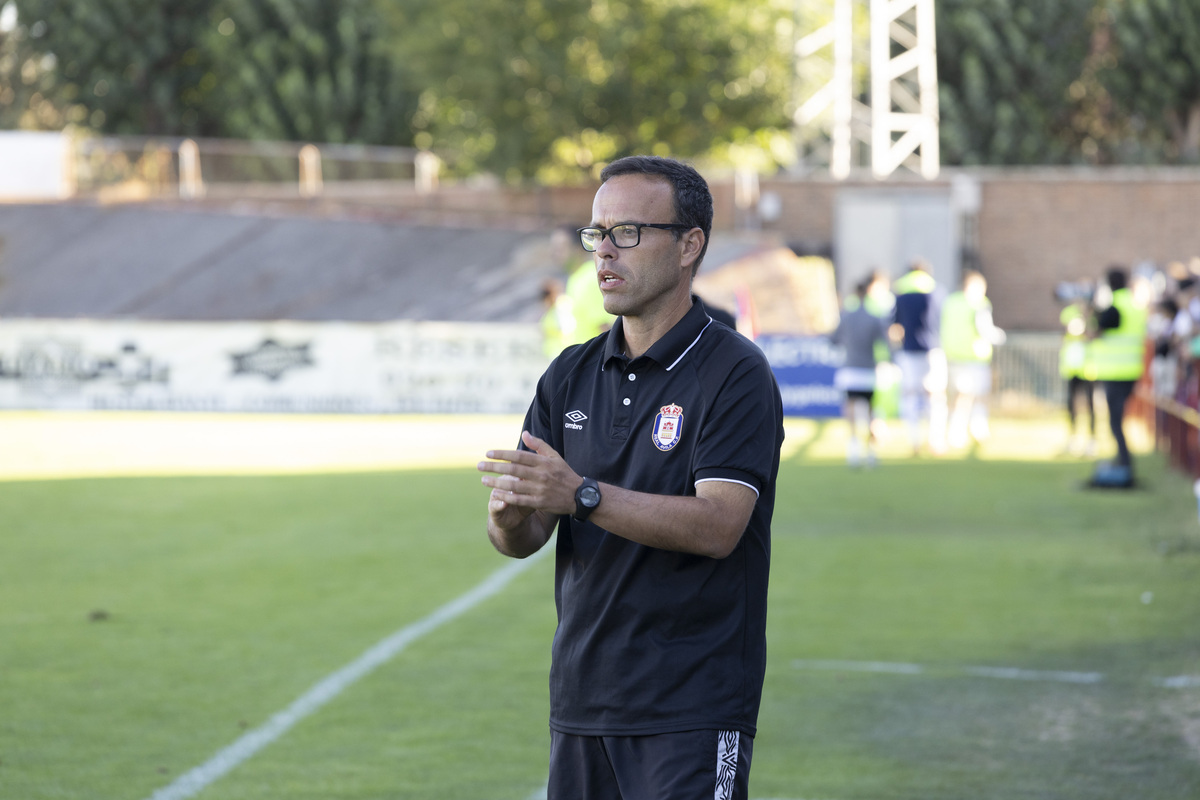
580 485 601 507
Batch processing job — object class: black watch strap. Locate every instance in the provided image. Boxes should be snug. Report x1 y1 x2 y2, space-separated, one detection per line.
573 477 602 522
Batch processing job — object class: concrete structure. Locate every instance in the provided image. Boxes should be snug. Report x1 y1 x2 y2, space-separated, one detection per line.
0 202 772 325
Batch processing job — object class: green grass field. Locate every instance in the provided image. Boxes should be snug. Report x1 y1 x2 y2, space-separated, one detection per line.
3 415 1200 799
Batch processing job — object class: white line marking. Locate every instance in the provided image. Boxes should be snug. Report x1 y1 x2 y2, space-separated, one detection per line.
793 659 925 675
793 659 1191 688
144 549 550 800
962 665 1103 684
1154 675 1200 689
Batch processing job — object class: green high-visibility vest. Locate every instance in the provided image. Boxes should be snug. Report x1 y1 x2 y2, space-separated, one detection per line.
1090 289 1147 382
565 262 614 345
940 290 992 363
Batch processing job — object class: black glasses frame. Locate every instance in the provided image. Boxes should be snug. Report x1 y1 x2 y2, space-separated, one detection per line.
576 222 693 252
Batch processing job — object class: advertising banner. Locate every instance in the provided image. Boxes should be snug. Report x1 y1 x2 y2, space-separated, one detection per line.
757 334 843 418
0 319 546 414
0 321 847 418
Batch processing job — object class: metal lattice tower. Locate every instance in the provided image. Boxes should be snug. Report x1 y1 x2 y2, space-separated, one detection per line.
870 0 940 179
793 0 857 178
793 0 940 180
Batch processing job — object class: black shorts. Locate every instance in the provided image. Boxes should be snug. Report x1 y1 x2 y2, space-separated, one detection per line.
846 389 875 402
548 729 753 800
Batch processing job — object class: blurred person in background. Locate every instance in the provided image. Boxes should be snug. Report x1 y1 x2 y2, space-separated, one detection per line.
854 270 900 428
1089 265 1149 486
844 269 896 318
539 276 575 359
697 295 738 329
1057 281 1098 457
479 156 784 800
940 270 1006 450
890 258 945 456
1148 294 1180 401
1169 276 1199 398
550 224 615 345
831 276 892 467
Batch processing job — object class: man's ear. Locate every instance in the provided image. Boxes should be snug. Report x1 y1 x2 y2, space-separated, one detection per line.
680 228 705 271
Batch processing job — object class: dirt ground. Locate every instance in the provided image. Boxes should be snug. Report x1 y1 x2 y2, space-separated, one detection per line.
3 410 1152 481
0 411 529 480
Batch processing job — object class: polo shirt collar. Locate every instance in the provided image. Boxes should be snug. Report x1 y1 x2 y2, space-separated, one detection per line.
602 297 712 372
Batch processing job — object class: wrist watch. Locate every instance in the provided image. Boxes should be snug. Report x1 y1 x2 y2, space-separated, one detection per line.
573 477 602 522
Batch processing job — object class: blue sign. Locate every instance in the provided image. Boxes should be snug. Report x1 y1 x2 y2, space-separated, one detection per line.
756 335 842 418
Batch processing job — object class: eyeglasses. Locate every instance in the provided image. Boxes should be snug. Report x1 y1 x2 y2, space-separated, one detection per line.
577 222 693 252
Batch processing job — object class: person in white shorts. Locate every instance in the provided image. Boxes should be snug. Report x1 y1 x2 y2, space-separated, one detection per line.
831 278 892 467
940 270 1006 449
890 259 945 455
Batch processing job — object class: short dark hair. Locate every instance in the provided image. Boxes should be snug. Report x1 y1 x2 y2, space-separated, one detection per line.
1106 265 1128 291
599 156 713 272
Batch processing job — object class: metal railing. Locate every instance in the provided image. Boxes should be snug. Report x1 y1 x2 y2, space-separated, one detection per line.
1136 381 1200 479
71 135 440 199
991 332 1064 412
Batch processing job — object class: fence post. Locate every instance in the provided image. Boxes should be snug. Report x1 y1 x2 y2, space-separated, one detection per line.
415 150 440 194
299 144 323 197
179 139 205 199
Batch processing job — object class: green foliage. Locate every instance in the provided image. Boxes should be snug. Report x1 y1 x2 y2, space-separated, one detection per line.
935 0 1100 165
393 0 796 181
207 0 417 145
9 0 220 134
0 2 69 129
6 0 1200 175
1097 0 1200 163
3 0 416 145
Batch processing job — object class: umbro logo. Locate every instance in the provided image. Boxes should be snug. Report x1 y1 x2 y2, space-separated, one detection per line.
565 410 587 430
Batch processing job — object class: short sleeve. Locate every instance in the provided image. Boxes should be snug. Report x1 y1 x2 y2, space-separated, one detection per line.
692 352 782 495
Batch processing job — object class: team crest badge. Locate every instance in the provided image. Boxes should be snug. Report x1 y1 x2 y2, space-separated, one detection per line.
651 403 684 451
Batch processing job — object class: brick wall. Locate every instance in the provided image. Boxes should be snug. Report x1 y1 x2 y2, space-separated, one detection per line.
756 168 1200 330
974 171 1200 329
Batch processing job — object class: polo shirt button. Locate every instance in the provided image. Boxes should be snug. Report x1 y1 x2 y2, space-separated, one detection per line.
627 373 637 381
623 398 631 406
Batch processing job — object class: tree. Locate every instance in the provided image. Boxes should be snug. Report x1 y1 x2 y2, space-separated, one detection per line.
206 0 417 145
391 0 796 182
9 0 220 134
0 1 69 129
1095 0 1200 163
3 0 417 146
935 0 1099 165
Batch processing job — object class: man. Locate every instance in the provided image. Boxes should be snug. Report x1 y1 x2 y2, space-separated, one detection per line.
1090 265 1148 485
831 277 892 467
478 156 784 799
1058 286 1097 456
890 258 945 455
940 270 1006 450
538 276 574 359
551 225 614 345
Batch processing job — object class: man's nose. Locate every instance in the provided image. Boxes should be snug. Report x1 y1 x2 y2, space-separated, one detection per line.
593 234 618 258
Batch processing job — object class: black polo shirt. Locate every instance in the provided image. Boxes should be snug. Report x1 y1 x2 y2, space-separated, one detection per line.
520 299 784 738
